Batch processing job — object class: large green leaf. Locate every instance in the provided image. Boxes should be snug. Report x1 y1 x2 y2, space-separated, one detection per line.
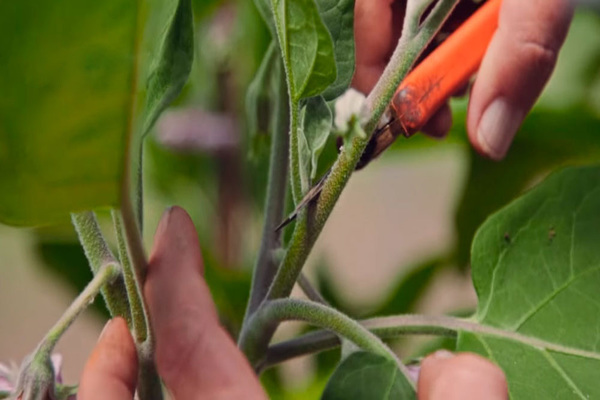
315 0 355 101
270 0 337 101
321 351 415 400
457 166 600 399
0 0 193 226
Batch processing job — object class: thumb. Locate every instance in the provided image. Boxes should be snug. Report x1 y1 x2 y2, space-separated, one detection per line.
144 206 265 399
467 0 573 160
417 351 507 400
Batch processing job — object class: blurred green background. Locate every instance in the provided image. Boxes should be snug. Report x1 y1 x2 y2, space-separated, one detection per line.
1 2 599 398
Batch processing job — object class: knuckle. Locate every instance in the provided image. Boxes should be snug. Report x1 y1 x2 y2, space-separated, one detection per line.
514 34 558 79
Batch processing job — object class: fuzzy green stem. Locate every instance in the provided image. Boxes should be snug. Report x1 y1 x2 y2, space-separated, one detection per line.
112 210 149 343
289 98 302 204
245 66 290 318
242 0 460 371
297 272 328 305
239 299 409 380
262 0 459 323
72 212 132 324
261 314 460 370
36 263 120 357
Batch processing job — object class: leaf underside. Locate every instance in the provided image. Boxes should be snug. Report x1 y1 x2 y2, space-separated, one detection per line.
321 351 415 400
459 165 600 399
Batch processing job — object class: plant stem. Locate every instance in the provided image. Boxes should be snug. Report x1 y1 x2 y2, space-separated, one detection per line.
265 1 460 304
262 314 460 369
289 98 302 204
263 310 600 370
121 190 148 284
71 212 132 325
36 263 120 357
245 67 290 318
112 210 148 343
297 272 328 305
239 299 408 378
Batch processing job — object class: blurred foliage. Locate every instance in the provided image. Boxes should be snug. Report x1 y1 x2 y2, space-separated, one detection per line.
20 2 600 398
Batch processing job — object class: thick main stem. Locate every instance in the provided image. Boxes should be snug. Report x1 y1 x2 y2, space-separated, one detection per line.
72 212 132 325
243 0 460 366
266 0 460 304
245 67 290 317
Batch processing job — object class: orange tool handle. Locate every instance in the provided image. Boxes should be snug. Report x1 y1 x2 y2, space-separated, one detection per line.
393 0 501 135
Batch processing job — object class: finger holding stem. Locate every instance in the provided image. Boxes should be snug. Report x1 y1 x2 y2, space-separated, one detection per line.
14 263 120 400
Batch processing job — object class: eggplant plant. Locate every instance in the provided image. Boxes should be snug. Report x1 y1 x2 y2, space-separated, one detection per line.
1 0 600 399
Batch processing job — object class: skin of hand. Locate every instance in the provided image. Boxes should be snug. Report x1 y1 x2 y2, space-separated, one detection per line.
353 0 574 159
78 206 508 399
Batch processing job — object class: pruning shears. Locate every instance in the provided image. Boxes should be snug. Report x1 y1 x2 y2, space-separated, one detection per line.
277 0 502 232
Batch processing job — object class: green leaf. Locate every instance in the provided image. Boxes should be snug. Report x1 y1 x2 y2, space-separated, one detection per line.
270 0 337 101
0 0 193 226
246 42 282 140
322 351 415 400
254 0 276 35
315 0 356 101
142 0 194 136
299 96 332 191
457 165 600 399
453 108 600 267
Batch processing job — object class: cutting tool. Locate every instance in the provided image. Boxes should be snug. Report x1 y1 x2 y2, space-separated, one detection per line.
277 0 502 232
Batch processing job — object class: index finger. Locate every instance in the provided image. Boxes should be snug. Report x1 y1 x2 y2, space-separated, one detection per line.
78 318 138 400
144 207 266 400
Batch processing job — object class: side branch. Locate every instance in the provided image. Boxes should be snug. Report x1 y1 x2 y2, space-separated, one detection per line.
239 299 410 381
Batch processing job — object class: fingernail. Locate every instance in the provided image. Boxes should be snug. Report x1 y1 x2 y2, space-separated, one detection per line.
432 350 455 360
98 319 113 343
477 98 523 160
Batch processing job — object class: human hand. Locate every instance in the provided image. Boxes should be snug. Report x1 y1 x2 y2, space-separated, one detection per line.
78 207 266 400
77 207 507 399
353 0 574 159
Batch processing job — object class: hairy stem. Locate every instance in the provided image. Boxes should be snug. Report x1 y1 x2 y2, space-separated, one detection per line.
71 212 131 324
297 272 328 305
36 263 120 357
262 314 460 369
289 99 302 204
112 210 148 343
239 299 410 382
265 0 460 304
245 67 290 318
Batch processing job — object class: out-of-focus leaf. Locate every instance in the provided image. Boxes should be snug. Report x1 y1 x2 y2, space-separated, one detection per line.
315 0 356 101
253 0 276 35
203 251 252 335
454 108 600 267
246 42 282 140
457 165 600 399
33 234 109 317
368 259 442 318
269 0 337 101
0 0 192 226
322 351 415 400
142 0 194 136
299 96 333 191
